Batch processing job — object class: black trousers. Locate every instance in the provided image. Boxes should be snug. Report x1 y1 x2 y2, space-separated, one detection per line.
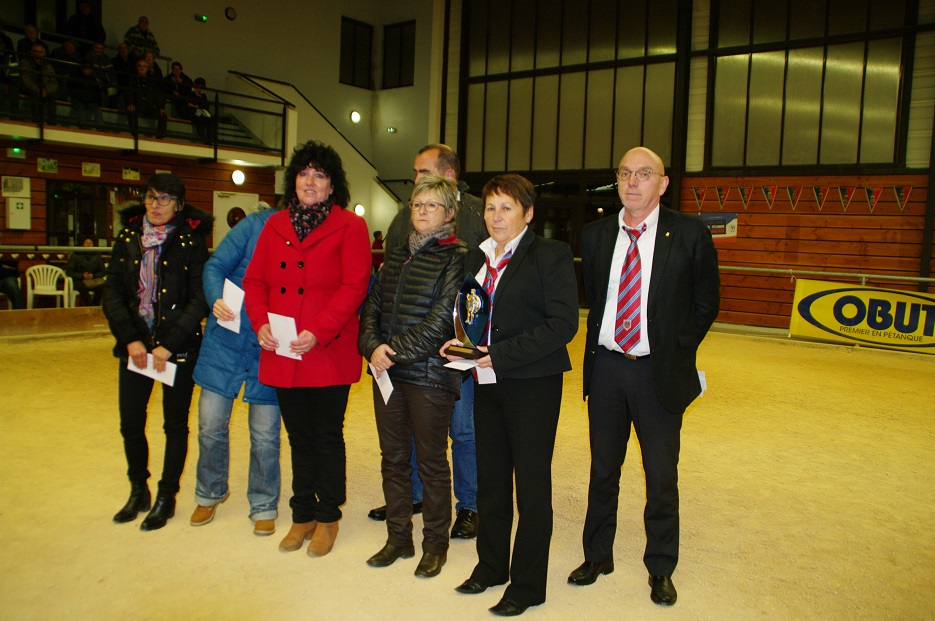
118 359 196 494
470 374 562 607
276 385 350 524
373 381 454 553
582 349 682 576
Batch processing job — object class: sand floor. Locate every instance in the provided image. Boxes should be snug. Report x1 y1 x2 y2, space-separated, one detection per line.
0 319 933 620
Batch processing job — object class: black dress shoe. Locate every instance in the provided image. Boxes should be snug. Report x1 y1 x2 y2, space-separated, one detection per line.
450 509 479 539
367 501 423 521
567 560 614 585
366 542 415 567
489 599 529 617
649 575 677 605
113 480 151 523
140 492 176 531
454 579 487 594
414 551 446 577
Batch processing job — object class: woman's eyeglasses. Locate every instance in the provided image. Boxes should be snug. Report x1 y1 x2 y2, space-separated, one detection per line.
409 200 445 212
143 193 176 206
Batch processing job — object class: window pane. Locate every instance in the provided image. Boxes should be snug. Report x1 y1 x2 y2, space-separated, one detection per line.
558 73 586 168
400 22 415 87
511 0 537 71
613 66 645 159
746 51 785 165
484 81 509 171
647 0 678 55
468 0 488 77
488 4 511 74
562 0 588 65
508 78 534 170
870 0 906 30
820 42 864 164
752 0 788 45
618 0 647 58
590 0 618 62
383 26 401 88
340 19 355 85
465 83 486 172
585 69 615 169
860 37 901 163
782 47 823 164
828 0 868 35
789 0 827 39
711 54 749 166
536 0 562 68
718 0 751 47
532 75 559 169
644 63 674 164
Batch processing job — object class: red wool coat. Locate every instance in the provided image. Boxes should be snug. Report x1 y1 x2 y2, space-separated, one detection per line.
243 206 371 388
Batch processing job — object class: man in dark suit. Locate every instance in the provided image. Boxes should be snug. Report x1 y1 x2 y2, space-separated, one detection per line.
568 146 720 605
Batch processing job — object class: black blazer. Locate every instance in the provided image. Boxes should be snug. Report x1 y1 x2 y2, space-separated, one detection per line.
465 230 579 380
581 207 720 414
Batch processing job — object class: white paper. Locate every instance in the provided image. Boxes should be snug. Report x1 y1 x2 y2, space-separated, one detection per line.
443 359 479 371
369 363 394 404
475 366 497 384
698 370 706 396
268 312 301 360
218 279 244 333
127 354 177 386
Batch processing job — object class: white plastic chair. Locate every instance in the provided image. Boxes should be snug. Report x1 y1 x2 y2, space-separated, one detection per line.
26 264 75 309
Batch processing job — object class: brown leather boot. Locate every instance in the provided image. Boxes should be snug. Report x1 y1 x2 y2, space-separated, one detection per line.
307 521 339 556
278 521 316 552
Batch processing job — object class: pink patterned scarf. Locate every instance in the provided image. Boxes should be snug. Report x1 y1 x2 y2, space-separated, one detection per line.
138 218 174 329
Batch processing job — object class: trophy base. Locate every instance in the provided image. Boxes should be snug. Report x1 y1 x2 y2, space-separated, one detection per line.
445 344 485 360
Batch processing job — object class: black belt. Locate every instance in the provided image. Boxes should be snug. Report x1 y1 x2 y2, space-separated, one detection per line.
602 347 650 361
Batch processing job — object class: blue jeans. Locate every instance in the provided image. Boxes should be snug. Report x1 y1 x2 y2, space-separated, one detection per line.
407 376 477 512
194 388 282 520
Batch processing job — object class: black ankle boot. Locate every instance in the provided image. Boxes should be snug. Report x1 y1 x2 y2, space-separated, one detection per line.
113 480 151 523
140 492 176 531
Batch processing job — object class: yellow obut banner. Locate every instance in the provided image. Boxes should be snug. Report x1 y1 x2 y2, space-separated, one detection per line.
790 279 935 354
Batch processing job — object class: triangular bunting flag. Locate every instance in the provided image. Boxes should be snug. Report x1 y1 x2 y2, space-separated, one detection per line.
893 186 912 212
693 187 706 209
716 186 729 210
865 187 882 213
738 186 753 210
838 187 855 212
786 186 803 211
812 186 831 212
762 185 777 210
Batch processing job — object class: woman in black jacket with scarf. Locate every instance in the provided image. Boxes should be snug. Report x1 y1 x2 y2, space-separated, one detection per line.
358 175 467 578
102 173 212 531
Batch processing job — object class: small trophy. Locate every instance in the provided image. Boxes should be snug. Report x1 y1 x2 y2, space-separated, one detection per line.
447 275 490 359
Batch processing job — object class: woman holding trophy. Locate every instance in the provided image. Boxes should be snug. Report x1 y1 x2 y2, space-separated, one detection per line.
441 173 579 616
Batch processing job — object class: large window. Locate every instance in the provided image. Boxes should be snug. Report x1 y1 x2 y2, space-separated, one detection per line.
461 0 680 173
383 20 416 89
340 17 373 90
708 0 909 168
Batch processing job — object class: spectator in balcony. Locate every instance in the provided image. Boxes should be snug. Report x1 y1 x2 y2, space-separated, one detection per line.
50 39 82 99
16 24 47 59
66 0 106 54
111 42 133 108
19 42 59 125
143 50 163 80
65 237 105 305
125 57 166 139
124 16 159 61
84 41 115 93
0 21 16 116
68 63 105 130
164 61 192 117
182 77 212 143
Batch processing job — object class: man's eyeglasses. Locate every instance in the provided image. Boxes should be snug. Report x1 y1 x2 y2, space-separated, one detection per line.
615 168 661 183
409 200 445 212
143 193 176 206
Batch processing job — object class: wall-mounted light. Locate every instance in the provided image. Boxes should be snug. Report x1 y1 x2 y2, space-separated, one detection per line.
354 204 365 216
194 13 208 22
350 110 361 123
232 170 245 185
386 127 397 134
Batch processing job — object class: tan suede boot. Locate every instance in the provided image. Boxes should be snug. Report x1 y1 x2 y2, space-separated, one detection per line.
307 521 339 556
278 521 316 552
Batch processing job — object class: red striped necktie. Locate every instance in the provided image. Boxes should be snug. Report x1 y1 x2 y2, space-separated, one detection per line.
481 251 512 345
615 225 645 353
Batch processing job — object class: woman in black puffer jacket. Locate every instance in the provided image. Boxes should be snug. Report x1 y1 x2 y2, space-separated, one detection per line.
358 175 466 578
102 173 212 532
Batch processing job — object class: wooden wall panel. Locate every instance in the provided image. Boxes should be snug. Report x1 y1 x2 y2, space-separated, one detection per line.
679 174 930 329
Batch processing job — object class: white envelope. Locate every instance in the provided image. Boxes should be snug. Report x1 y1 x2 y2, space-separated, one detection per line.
218 279 244 333
127 354 177 386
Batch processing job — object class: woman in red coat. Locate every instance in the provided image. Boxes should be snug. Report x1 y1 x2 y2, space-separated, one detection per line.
243 141 371 557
